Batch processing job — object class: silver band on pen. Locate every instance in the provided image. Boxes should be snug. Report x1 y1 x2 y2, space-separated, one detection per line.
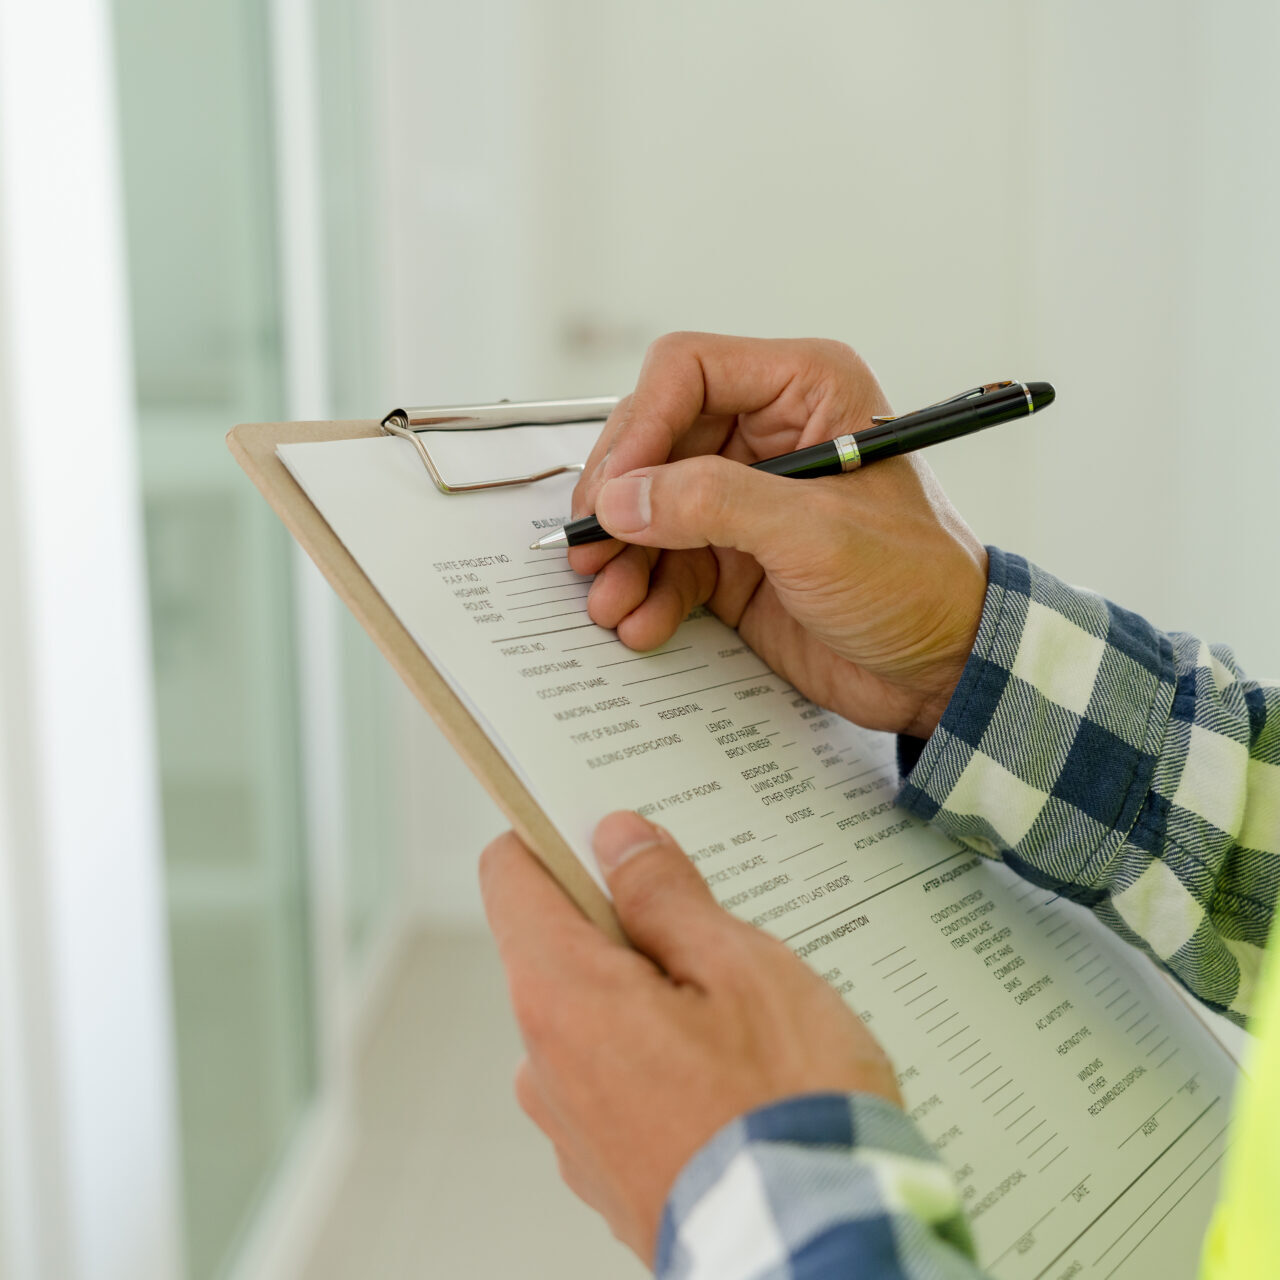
834 433 862 472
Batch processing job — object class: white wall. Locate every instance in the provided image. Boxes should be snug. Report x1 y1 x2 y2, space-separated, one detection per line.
379 1 1280 921
1179 2 1280 667
1024 1 1280 671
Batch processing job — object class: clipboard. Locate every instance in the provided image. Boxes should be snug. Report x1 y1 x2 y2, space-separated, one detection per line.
230 413 1253 1097
227 405 627 944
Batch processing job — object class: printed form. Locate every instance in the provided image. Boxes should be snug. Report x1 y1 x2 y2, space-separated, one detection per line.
281 424 1237 1279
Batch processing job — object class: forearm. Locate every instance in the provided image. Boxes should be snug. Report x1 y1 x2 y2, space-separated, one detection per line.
898 548 1280 1026
657 1093 981 1280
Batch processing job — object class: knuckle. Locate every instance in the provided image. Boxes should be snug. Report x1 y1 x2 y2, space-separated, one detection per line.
647 330 696 362
509 976 561 1048
815 337 858 363
612 845 717 932
798 340 874 409
554 1150 592 1204
513 1059 539 1115
682 456 732 530
477 830 535 898
802 337 863 377
477 832 513 892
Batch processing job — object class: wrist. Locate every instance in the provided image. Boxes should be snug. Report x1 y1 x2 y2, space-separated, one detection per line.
897 548 1173 882
901 552 988 739
902 655 970 740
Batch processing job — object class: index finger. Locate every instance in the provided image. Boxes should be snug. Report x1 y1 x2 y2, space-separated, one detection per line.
479 830 616 984
576 332 824 504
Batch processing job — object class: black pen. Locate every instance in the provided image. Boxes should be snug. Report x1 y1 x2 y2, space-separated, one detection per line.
528 379 1055 551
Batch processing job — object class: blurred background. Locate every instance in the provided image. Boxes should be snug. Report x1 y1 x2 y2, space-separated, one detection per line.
0 2 1276 1278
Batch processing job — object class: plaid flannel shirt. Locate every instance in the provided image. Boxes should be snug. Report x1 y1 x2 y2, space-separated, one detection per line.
657 548 1280 1280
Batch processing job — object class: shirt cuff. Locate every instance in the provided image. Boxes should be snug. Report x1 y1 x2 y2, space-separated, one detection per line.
656 1092 973 1280
895 547 1175 894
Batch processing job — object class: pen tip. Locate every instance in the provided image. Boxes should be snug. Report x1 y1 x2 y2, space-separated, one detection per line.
529 527 569 551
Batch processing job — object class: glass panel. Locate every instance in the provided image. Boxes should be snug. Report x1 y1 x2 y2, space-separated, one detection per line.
315 0 399 962
111 1 317 1277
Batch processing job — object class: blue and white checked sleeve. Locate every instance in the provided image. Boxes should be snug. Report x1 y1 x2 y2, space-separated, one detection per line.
658 547 1279 1279
656 1093 977 1279
898 547 1280 1026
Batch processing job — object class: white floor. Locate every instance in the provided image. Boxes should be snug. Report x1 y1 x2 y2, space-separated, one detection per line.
299 928 649 1280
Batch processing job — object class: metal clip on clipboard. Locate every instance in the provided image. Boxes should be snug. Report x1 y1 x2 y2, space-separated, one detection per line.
380 397 620 494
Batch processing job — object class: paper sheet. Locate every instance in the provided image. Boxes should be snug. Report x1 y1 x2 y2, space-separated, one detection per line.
280 426 1236 1278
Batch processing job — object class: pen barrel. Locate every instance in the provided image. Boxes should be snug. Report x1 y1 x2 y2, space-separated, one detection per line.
853 385 1033 466
562 514 611 545
749 440 844 479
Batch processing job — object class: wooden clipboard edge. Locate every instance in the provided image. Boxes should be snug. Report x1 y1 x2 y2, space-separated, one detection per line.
227 418 624 944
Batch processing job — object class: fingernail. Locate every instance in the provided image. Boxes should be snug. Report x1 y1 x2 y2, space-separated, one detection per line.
597 475 652 535
594 811 664 873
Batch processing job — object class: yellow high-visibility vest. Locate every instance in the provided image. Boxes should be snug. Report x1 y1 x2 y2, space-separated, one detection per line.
1200 931 1280 1278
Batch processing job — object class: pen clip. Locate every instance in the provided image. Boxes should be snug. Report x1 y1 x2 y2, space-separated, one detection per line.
869 380 1015 425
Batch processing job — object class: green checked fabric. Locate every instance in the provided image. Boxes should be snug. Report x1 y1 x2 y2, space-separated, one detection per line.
658 548 1279 1279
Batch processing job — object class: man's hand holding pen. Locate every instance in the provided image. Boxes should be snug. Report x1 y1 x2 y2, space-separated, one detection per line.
568 332 990 741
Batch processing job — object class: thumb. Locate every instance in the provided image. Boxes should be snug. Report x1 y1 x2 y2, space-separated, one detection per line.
595 454 808 559
593 811 732 977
